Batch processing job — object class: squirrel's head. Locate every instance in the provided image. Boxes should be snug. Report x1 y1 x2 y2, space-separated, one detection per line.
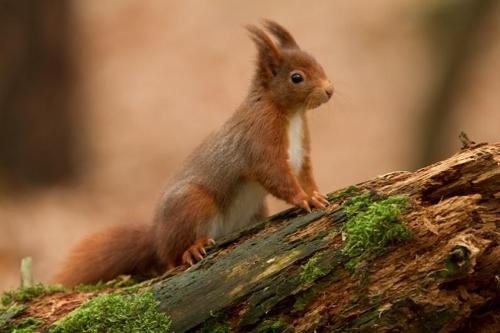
247 20 333 111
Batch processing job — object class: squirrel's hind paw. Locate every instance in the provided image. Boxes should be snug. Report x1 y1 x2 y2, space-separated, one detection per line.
181 237 216 266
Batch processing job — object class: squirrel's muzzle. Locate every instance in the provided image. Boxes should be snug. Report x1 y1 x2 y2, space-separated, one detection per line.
323 80 334 100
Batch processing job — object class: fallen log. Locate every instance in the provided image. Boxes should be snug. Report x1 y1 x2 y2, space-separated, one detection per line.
1 142 499 333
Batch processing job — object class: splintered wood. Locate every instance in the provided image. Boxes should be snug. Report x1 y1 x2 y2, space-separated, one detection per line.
151 143 499 332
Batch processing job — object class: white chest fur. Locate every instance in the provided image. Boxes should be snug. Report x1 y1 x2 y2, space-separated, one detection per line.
287 112 305 175
207 181 266 239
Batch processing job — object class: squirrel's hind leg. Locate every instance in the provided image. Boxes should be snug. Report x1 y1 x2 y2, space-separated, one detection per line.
155 183 220 268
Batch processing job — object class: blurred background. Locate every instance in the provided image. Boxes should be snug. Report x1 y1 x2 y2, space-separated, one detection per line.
0 0 499 291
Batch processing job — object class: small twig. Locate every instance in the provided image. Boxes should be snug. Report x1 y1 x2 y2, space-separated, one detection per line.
459 131 475 149
20 257 33 288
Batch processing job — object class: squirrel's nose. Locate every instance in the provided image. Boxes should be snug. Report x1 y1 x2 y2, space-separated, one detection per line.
325 86 334 99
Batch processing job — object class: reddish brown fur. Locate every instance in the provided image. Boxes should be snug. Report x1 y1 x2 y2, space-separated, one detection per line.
53 224 159 287
243 103 307 204
154 184 219 267
53 20 333 287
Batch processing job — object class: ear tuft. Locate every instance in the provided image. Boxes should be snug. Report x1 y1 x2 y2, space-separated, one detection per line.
246 24 281 78
262 19 299 49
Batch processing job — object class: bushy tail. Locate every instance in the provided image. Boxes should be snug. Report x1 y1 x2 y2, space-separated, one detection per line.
53 223 158 287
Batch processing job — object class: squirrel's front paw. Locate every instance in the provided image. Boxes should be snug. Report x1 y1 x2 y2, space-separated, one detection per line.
181 237 216 266
308 191 329 209
292 191 312 212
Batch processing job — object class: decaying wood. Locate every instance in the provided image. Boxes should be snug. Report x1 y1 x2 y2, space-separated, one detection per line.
11 143 500 332
151 142 499 332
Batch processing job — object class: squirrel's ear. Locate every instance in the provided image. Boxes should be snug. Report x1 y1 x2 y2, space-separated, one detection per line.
262 19 299 49
246 24 281 78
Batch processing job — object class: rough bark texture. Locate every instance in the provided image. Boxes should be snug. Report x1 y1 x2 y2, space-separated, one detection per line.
152 142 499 332
8 143 500 333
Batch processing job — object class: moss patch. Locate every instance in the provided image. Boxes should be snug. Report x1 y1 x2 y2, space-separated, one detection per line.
198 321 232 333
74 275 138 293
1 304 31 333
1 284 66 306
327 186 360 202
2 317 44 333
72 282 108 293
341 192 412 269
431 245 472 279
1 303 25 326
254 319 287 332
1 294 45 333
49 290 171 333
293 289 318 312
300 253 328 284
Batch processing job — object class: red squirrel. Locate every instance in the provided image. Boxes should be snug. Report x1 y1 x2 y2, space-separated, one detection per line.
53 20 334 287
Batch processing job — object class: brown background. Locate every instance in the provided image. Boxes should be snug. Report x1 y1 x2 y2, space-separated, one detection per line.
0 0 499 291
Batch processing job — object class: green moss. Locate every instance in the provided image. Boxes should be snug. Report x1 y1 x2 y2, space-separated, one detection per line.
254 319 287 333
198 321 231 333
419 307 457 333
119 283 145 295
73 282 108 293
109 275 138 288
197 311 232 333
49 290 171 333
342 191 374 214
0 304 43 333
444 246 470 276
73 275 138 293
2 317 44 333
300 253 328 284
293 289 317 312
342 193 412 269
1 304 25 326
327 186 360 202
1 284 66 306
431 246 471 279
350 309 379 328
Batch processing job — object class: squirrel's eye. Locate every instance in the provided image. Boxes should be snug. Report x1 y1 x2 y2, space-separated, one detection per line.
291 73 304 84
